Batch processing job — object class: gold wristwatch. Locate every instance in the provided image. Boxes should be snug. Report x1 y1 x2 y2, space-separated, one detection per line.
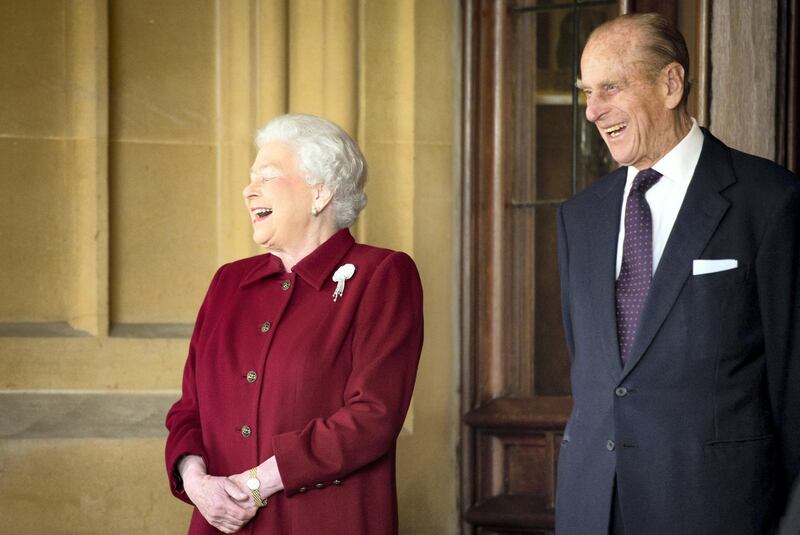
246 467 267 507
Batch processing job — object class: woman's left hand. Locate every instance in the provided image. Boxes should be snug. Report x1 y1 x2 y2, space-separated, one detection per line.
229 455 286 506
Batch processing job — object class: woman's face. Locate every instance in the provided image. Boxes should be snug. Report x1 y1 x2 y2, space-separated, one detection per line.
243 142 316 251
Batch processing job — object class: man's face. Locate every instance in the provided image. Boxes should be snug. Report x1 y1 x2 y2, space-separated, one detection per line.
579 30 676 169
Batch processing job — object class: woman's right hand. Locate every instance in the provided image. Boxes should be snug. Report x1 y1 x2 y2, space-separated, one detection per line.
178 455 257 533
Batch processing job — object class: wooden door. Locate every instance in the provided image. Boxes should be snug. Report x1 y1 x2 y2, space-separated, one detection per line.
457 0 723 532
459 1 651 533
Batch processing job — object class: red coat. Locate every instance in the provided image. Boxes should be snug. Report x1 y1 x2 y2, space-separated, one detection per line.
165 229 424 534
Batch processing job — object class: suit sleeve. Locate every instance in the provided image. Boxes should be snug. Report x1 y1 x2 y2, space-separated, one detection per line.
557 204 575 361
757 182 800 496
272 252 424 495
163 266 224 503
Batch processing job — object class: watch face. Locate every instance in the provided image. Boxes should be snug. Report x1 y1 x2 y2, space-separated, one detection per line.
247 478 260 491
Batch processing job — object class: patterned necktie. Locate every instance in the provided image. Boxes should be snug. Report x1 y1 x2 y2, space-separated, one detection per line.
616 168 662 363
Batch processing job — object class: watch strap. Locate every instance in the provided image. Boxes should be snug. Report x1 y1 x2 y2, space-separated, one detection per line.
249 468 267 507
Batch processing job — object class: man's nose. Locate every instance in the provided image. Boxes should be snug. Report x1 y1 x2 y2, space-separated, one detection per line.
585 97 604 123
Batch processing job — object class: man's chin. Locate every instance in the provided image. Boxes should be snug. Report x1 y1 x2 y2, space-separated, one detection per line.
608 148 635 168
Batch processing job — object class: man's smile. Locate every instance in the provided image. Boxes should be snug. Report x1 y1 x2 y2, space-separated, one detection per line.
603 122 627 138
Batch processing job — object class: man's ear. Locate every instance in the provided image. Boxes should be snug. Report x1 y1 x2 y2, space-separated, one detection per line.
663 62 686 110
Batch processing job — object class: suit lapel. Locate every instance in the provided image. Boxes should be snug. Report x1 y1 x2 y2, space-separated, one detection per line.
621 130 735 379
587 168 627 376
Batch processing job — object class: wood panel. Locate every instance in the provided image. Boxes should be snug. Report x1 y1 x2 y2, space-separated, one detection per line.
460 1 619 532
776 0 799 172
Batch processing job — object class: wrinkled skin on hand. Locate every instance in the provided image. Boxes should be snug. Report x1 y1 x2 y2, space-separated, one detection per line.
180 456 257 534
227 455 285 507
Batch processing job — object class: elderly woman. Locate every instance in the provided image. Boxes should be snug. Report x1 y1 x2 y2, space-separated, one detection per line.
165 114 423 534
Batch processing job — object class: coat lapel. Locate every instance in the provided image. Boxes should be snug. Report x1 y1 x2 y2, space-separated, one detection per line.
621 130 735 378
587 168 628 376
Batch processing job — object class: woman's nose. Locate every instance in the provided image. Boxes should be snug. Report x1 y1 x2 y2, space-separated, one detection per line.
243 181 257 199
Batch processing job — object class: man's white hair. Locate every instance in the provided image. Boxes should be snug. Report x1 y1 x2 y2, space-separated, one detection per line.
255 114 367 229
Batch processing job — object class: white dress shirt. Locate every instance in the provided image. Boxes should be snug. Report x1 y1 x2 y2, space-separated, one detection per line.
615 118 705 277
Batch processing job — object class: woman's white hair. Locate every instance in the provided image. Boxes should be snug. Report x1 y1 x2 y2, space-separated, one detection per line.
255 114 367 229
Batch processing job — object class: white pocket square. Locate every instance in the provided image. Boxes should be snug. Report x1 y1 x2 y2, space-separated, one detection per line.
692 259 738 276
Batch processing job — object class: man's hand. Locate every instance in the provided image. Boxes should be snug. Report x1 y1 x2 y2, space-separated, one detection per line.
179 455 257 533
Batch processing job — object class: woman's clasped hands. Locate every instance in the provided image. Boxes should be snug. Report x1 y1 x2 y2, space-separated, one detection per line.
178 455 284 534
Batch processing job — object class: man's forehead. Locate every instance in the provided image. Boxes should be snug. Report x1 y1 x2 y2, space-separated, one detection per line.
578 52 628 87
580 35 644 85
588 20 642 47
583 23 643 63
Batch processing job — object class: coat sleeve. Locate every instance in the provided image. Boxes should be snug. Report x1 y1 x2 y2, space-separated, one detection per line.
272 251 424 495
164 266 225 503
557 204 575 361
757 181 800 500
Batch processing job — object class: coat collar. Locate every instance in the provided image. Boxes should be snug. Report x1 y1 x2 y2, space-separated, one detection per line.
587 167 628 376
239 228 356 290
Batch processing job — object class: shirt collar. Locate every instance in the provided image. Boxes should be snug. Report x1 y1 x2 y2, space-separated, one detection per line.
627 117 703 186
240 228 356 290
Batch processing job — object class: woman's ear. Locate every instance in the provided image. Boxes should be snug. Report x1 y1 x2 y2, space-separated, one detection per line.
312 183 334 215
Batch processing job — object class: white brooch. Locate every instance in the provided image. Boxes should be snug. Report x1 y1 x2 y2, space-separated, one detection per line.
332 263 356 302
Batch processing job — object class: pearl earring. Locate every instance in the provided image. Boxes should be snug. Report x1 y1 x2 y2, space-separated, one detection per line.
311 206 319 216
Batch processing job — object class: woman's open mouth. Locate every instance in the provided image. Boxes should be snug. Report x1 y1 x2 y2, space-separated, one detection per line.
251 207 273 223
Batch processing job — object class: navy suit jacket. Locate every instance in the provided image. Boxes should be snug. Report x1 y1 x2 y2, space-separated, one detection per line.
555 129 800 535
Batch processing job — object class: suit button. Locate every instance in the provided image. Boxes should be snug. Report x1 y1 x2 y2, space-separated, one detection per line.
298 487 308 493
332 479 342 485
241 425 251 438
606 439 615 451
281 280 291 290
246 371 257 383
314 483 326 489
260 321 271 333
615 387 628 397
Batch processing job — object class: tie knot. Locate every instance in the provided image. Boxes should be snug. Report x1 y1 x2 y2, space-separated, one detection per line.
632 168 662 193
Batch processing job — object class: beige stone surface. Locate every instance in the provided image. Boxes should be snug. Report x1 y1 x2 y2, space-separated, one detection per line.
289 0 325 115
66 136 109 336
361 140 416 252
397 2 459 532
0 0 68 137
109 0 216 143
1 1 460 533
255 0 289 125
363 0 416 143
0 337 187 390
109 142 218 324
0 391 177 439
321 0 359 135
0 138 72 322
0 438 191 533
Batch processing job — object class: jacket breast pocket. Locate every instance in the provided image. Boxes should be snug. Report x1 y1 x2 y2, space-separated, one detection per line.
682 265 754 360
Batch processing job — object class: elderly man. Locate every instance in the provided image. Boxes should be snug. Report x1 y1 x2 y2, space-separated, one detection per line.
556 13 800 535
